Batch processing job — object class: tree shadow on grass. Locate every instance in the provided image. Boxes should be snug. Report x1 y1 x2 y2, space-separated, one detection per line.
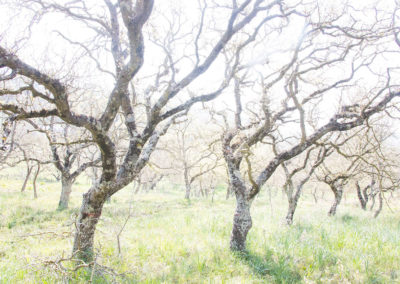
234 249 302 284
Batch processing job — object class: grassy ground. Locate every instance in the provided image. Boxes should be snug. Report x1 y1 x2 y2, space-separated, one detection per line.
0 178 399 283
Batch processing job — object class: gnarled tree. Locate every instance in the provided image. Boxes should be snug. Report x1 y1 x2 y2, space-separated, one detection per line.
0 0 288 261
219 2 400 250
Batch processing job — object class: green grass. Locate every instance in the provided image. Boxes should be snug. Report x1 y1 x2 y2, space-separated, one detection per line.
0 178 400 283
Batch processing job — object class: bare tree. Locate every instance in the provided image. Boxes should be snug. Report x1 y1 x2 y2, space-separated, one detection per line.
0 0 285 261
157 118 220 200
332 120 400 217
355 179 374 210
281 145 330 225
41 122 100 210
219 5 400 250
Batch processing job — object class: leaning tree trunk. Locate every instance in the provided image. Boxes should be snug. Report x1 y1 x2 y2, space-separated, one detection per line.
32 163 40 199
373 191 383 218
72 187 107 263
58 176 74 210
230 194 252 251
21 165 32 192
328 186 343 216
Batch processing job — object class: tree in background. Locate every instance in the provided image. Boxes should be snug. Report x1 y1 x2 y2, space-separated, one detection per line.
157 118 220 200
281 145 330 225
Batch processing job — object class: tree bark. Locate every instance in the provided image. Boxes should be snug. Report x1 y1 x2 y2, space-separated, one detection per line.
184 183 191 200
370 193 376 210
72 187 106 263
286 198 297 225
373 191 383 218
356 182 367 210
230 195 252 251
58 176 73 210
21 165 32 192
184 168 191 200
226 184 232 200
328 186 343 216
32 163 40 199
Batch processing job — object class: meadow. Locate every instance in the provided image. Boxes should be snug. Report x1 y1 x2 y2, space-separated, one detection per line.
0 176 399 283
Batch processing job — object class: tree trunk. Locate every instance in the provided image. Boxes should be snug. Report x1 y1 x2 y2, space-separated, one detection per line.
72 188 106 263
184 183 191 200
183 166 192 200
32 163 40 199
58 176 73 210
356 182 367 210
311 187 318 204
374 191 383 218
328 187 342 216
230 196 252 251
21 165 32 192
370 193 376 210
286 198 297 225
226 184 232 200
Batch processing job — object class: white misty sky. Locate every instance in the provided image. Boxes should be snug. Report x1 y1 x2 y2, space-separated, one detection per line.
0 0 399 142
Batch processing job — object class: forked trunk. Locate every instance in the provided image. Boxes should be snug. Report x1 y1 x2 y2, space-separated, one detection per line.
230 196 252 251
72 188 106 263
328 187 343 216
58 177 73 210
356 182 368 210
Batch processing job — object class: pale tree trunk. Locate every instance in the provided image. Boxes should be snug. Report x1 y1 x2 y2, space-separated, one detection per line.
184 183 191 200
32 163 40 199
328 186 343 216
356 182 367 210
373 191 383 218
286 198 297 225
311 187 319 204
370 193 376 210
184 167 191 200
230 194 252 251
21 165 32 192
72 187 106 263
226 184 232 200
285 185 303 225
58 176 74 210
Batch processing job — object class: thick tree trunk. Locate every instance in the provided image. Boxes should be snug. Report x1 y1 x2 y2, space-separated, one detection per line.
230 196 252 251
58 177 73 210
72 188 106 263
328 187 343 216
21 165 32 192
